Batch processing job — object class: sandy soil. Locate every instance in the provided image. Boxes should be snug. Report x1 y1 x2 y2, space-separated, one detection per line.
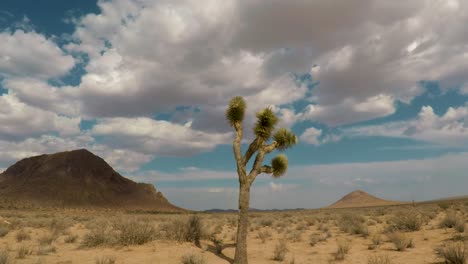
0 201 466 264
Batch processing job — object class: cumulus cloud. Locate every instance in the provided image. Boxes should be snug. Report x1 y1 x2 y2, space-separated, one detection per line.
0 134 151 173
0 93 81 140
347 105 468 146
299 127 322 145
91 117 232 156
0 30 75 79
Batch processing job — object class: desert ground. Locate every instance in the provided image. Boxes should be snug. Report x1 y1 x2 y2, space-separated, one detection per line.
0 200 467 264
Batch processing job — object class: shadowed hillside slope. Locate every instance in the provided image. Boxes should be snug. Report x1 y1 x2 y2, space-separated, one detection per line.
0 149 182 212
328 190 404 208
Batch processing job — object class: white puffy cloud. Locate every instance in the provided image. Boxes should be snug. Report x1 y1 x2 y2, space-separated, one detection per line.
347 105 468 145
0 30 75 79
0 93 81 140
91 117 232 156
299 127 322 145
0 134 151 173
2 78 80 116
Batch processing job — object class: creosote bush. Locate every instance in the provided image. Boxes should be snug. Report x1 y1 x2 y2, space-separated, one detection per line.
338 213 369 237
272 239 288 261
367 255 393 264
16 244 32 259
334 239 351 261
180 253 206 264
0 226 9 238
388 232 414 251
114 219 155 246
388 211 423 232
0 249 10 264
159 215 206 245
95 256 116 264
436 242 467 264
15 229 30 242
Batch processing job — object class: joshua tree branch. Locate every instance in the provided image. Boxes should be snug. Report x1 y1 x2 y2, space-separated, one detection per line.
242 137 261 166
263 141 278 154
233 122 247 182
260 165 273 174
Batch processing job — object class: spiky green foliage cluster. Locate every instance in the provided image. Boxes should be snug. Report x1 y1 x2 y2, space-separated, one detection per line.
271 154 288 178
254 108 279 139
273 128 297 151
226 96 246 126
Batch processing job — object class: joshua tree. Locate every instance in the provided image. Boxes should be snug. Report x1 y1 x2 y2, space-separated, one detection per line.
226 96 297 264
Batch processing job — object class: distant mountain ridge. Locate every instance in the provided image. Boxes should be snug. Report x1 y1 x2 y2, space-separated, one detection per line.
0 149 183 212
328 190 403 208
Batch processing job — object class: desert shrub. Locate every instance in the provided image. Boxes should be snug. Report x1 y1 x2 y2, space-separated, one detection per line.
114 219 155 246
440 212 463 229
38 232 57 246
388 212 422 232
210 236 224 255
180 253 206 264
64 234 78 243
257 230 271 243
436 242 467 264
272 239 288 261
367 255 393 264
16 244 32 259
309 234 321 246
0 249 10 264
15 229 30 242
286 230 302 242
338 213 369 237
260 219 273 227
388 232 414 251
334 239 351 261
186 215 203 246
372 234 382 246
95 256 116 264
368 234 383 250
455 221 466 233
37 245 56 255
82 222 115 247
159 216 205 245
48 218 69 235
439 203 451 210
0 226 9 238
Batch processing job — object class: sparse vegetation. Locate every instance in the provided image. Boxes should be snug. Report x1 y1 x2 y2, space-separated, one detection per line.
388 212 423 232
388 232 414 251
0 226 8 238
15 229 30 242
0 249 10 264
95 256 116 264
338 213 369 237
16 244 32 259
272 239 288 261
436 242 467 264
334 239 351 261
367 255 393 264
180 253 206 264
64 234 78 243
440 212 464 229
115 219 155 246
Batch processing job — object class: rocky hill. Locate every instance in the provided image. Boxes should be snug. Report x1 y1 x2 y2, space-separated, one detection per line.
328 190 403 208
0 149 182 212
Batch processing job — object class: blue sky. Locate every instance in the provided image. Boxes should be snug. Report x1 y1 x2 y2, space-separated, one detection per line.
1 0 468 210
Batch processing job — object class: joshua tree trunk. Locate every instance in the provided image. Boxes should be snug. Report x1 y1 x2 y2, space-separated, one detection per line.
234 183 250 264
226 96 297 264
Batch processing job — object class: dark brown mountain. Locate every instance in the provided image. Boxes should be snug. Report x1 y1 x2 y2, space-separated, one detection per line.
0 149 183 212
328 190 404 208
